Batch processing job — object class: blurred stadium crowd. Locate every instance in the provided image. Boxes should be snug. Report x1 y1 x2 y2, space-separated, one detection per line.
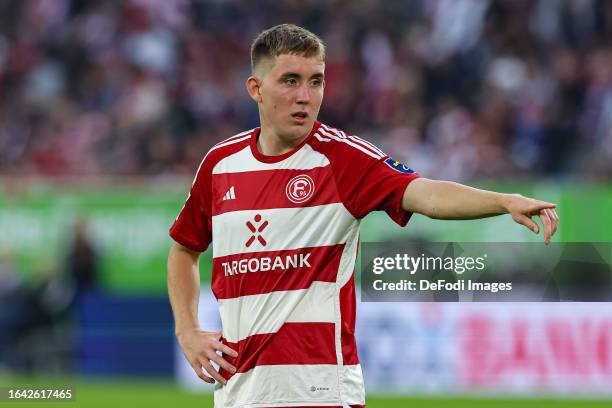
0 0 611 181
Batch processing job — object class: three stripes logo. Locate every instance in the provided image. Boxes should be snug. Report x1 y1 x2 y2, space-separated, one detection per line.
222 186 236 201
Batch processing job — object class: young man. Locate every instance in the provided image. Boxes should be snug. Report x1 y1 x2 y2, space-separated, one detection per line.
168 24 558 408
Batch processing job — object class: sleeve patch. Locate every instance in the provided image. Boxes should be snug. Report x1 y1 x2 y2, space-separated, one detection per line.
385 158 415 174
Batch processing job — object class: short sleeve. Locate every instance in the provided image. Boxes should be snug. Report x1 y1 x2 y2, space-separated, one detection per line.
330 145 421 226
169 161 212 252
354 158 421 225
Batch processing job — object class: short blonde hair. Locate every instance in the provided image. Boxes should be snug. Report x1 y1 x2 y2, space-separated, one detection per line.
250 24 325 73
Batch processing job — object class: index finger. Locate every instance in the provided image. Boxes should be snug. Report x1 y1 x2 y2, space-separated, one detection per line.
532 200 556 211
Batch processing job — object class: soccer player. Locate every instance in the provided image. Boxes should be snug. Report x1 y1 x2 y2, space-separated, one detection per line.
167 24 559 408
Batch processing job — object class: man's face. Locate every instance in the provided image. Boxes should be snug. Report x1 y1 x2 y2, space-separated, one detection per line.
255 54 325 142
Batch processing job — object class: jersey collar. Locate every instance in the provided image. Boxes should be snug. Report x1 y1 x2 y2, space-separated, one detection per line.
250 121 321 163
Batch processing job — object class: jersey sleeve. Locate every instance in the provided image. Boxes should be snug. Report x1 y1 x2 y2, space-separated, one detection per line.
329 139 421 226
169 159 213 252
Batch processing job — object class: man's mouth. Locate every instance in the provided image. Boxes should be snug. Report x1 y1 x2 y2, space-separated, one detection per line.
291 112 308 120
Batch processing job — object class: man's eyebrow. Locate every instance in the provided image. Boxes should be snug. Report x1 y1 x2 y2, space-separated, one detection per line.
279 73 300 79
279 72 324 79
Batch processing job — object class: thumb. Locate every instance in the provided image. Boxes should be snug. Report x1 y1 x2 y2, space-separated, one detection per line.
514 214 539 234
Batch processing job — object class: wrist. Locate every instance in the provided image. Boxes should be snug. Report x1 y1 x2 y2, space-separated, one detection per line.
499 193 519 214
175 325 200 338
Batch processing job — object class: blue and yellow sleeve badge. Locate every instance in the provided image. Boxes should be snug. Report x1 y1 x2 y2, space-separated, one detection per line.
385 158 415 174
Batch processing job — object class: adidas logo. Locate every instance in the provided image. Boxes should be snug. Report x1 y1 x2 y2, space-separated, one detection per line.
223 186 236 201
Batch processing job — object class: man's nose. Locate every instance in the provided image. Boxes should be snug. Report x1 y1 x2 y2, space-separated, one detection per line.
296 83 311 104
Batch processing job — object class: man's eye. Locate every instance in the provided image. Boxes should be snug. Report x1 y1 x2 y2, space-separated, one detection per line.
310 80 322 87
285 78 297 86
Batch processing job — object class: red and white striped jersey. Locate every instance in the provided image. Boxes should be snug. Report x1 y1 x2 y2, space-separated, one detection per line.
170 121 420 408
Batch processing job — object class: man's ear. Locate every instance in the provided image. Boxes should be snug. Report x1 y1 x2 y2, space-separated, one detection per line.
246 76 262 103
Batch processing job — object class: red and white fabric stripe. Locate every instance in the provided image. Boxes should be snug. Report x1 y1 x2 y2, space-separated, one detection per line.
213 143 330 174
211 204 357 257
217 281 336 343
212 165 341 216
219 322 337 376
212 245 344 300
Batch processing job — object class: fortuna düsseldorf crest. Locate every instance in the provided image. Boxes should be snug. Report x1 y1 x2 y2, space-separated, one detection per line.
285 174 315 204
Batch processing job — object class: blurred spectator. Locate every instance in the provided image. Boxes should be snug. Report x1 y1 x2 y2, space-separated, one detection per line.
0 253 71 373
0 217 100 375
0 249 21 296
0 0 610 181
66 217 99 295
0 250 26 369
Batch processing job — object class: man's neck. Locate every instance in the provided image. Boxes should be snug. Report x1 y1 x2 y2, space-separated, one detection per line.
257 125 309 156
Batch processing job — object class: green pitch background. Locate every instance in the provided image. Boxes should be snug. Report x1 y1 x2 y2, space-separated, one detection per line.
2 378 611 408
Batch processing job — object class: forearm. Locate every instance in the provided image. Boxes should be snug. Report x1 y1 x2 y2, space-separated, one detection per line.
167 242 201 336
403 178 511 220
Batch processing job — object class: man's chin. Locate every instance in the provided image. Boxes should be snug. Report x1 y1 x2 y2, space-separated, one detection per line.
293 121 315 135
280 123 313 144
291 118 316 130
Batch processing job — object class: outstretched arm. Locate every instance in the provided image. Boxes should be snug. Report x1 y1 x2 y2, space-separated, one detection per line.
402 178 559 244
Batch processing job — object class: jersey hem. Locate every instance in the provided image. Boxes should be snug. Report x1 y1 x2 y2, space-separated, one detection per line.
215 399 357 408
